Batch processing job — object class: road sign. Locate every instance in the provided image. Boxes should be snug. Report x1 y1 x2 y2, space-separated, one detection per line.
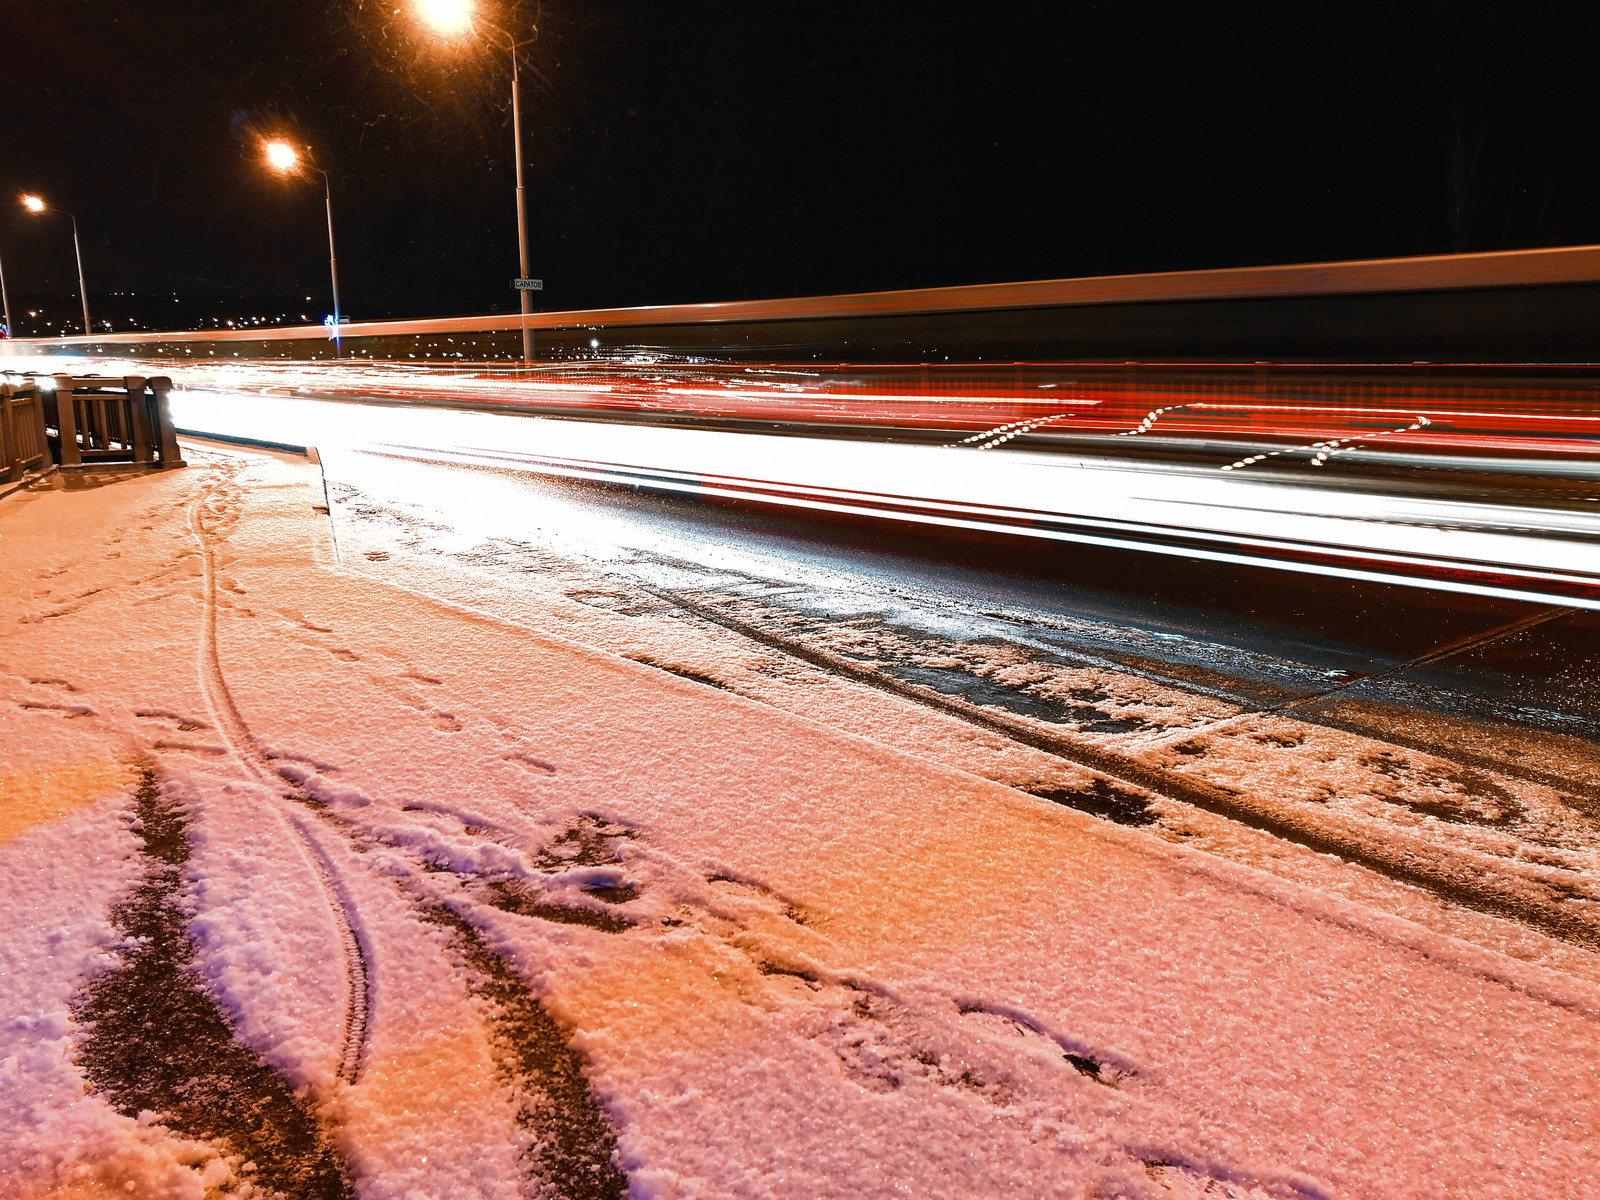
513 278 544 291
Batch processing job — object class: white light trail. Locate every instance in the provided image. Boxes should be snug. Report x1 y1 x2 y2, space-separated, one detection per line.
163 391 1600 611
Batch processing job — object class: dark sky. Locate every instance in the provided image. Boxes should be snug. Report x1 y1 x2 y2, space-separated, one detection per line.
2 0 1597 329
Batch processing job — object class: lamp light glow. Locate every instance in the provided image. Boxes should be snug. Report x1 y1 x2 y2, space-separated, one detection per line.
264 141 300 173
416 0 474 35
21 194 45 213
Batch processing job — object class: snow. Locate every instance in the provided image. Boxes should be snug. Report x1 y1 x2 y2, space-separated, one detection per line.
2 443 1599 1198
0 786 211 1199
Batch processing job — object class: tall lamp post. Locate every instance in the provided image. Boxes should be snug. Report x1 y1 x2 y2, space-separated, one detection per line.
0 240 12 339
263 140 344 357
20 194 93 338
413 0 537 363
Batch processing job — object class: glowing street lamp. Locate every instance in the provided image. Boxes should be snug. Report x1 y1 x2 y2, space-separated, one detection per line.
416 0 473 35
20 194 93 339
263 139 344 354
264 139 300 174
414 0 537 362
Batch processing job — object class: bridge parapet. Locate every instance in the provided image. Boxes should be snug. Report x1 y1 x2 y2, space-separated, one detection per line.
48 374 184 470
0 379 51 484
1 373 185 479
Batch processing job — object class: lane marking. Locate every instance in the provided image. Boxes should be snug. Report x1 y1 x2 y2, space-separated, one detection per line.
1114 403 1193 437
1223 416 1433 471
948 412 1079 449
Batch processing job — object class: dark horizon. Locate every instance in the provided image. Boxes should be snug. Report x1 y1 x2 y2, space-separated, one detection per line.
3 1 1597 336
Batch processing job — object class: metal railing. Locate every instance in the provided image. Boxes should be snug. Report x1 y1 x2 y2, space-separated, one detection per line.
1 378 50 483
45 374 183 469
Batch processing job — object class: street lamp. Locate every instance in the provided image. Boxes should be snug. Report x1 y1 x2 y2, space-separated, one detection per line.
0 239 12 339
417 0 473 35
413 0 537 362
20 194 94 338
262 139 344 356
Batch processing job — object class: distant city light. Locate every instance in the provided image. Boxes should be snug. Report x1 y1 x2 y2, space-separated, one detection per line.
264 140 300 173
416 0 474 35
21 194 45 213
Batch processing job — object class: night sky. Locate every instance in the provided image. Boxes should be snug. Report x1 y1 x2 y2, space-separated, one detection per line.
1 1 1597 333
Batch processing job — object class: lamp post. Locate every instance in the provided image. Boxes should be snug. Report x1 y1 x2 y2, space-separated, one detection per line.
20 194 94 338
0 241 12 339
413 0 537 363
263 140 344 357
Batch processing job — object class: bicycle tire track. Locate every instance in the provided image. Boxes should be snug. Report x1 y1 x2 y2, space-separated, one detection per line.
186 457 374 1085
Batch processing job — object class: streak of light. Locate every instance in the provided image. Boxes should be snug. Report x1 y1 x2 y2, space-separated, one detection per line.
377 439 1600 612
1222 416 1432 471
8 352 1599 465
161 391 1600 611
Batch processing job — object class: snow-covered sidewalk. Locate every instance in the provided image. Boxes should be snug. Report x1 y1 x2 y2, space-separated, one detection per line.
2 443 1598 1200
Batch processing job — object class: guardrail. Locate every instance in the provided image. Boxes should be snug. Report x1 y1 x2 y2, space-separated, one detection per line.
46 374 183 469
1 379 50 483
0 373 186 480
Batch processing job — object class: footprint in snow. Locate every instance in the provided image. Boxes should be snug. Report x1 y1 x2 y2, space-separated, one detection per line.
503 751 558 776
18 700 96 718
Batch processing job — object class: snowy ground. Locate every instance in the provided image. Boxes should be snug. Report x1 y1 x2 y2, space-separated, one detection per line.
3 443 1600 1199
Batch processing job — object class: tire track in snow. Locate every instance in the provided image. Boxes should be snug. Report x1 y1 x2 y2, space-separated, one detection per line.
421 904 629 1200
333 811 634 1197
186 457 374 1085
74 766 355 1198
636 586 1600 953
330 480 1600 950
405 814 1326 1200
1134 605 1578 756
182 454 636 1185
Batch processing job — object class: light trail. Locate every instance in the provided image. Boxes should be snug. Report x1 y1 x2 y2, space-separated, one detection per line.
7 344 1595 605
160 390 1600 611
7 354 1599 461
